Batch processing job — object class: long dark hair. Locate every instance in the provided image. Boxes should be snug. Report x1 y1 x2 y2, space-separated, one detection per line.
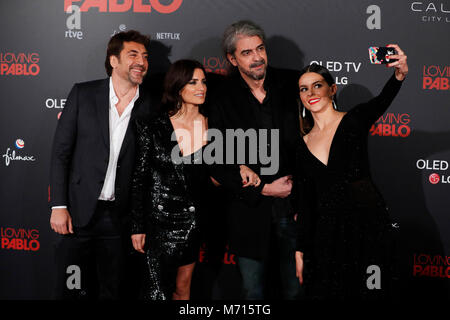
162 59 207 117
298 63 337 136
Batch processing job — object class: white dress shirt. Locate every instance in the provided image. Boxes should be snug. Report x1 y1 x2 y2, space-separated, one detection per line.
52 78 139 209
98 77 139 201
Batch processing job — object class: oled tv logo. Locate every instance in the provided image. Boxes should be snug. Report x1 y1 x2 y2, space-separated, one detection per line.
410 2 450 23
413 253 450 278
2 139 36 166
65 5 83 39
45 98 66 119
0 53 40 76
370 113 411 138
416 159 450 184
422 65 450 90
203 56 228 75
309 60 362 85
64 0 183 14
1 227 40 251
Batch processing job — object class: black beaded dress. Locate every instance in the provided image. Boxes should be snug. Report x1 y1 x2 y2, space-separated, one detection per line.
295 74 403 299
130 114 209 300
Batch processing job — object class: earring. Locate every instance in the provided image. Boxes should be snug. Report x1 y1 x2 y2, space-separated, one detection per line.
302 106 306 118
332 100 338 110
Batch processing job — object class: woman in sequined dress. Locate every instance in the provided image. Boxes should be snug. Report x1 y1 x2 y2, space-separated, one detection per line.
129 59 212 300
294 44 408 299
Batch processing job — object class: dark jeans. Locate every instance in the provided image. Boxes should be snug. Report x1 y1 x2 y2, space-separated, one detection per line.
53 201 123 300
236 215 304 300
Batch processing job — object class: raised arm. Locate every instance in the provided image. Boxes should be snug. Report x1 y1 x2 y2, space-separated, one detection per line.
351 44 409 129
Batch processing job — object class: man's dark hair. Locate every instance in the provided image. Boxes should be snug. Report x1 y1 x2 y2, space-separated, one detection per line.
104 30 150 76
222 20 266 57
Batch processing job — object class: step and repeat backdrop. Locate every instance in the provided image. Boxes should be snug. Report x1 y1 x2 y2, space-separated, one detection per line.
0 0 449 299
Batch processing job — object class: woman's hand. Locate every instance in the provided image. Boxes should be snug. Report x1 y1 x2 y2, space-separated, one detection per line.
131 234 146 254
239 165 261 188
295 251 304 285
210 176 221 187
386 44 408 81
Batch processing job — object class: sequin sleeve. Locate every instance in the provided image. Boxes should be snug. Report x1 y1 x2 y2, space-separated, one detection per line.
130 118 153 234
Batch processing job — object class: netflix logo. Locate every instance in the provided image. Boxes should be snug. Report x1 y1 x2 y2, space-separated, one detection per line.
1 227 40 252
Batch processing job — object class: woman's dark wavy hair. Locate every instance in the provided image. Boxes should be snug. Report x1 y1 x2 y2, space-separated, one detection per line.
298 63 337 136
162 59 207 117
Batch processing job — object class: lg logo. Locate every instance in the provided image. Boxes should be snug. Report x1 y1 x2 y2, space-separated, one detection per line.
366 5 381 30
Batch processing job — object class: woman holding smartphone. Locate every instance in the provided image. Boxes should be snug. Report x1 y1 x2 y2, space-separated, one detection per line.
294 44 408 299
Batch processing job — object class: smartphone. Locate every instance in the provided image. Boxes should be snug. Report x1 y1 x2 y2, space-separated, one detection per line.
368 46 398 64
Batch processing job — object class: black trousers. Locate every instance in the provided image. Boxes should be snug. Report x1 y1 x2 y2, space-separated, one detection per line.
53 200 124 300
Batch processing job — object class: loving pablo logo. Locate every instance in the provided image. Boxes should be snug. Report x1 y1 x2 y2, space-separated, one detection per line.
64 0 183 14
422 65 450 90
0 53 40 76
370 113 411 138
203 56 228 75
413 253 450 278
198 244 236 265
1 227 40 252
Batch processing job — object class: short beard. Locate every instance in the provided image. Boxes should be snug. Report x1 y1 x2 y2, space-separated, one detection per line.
243 60 266 80
128 64 146 85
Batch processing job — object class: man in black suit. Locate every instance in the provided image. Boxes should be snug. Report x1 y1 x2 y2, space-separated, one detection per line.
49 30 155 299
207 20 303 299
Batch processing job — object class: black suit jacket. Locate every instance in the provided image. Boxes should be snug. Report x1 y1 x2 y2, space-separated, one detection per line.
207 67 301 259
50 78 156 228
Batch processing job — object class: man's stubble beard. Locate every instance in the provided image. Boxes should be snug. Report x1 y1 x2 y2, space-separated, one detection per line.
242 60 267 81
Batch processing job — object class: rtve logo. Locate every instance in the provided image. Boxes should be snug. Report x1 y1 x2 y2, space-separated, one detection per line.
64 0 183 14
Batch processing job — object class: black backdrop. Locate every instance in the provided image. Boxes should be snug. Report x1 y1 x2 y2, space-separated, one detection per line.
0 0 449 300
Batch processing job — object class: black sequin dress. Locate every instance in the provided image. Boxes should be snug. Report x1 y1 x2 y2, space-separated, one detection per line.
130 114 209 300
295 74 403 299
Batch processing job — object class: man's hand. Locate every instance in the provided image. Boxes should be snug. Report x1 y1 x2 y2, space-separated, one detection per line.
239 165 261 188
295 251 304 285
131 234 146 254
50 208 74 235
261 175 292 198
